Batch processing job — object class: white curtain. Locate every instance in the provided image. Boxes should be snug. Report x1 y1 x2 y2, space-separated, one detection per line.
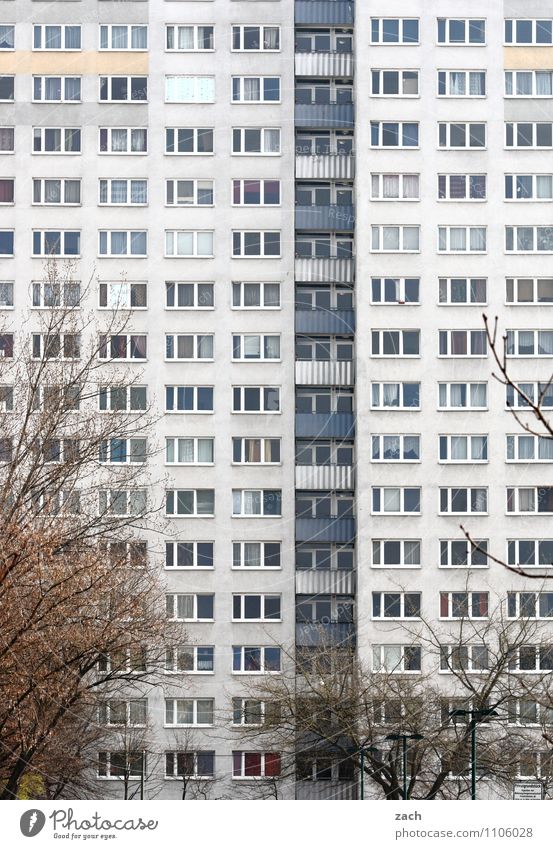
111 129 127 152
403 174 419 198
539 438 553 460
244 78 260 101
177 596 194 620
518 330 534 354
404 541 420 565
131 181 147 204
110 232 127 255
451 437 468 460
244 336 260 358
131 129 146 152
64 181 80 204
65 78 80 101
110 180 127 204
112 26 127 49
0 128 13 150
537 227 553 251
539 331 553 354
198 335 213 358
45 26 61 49
65 26 80 49
130 231 146 255
264 129 280 153
517 227 534 250
518 489 535 512
45 78 61 100
470 227 486 251
473 436 487 460
449 228 466 251
382 227 399 250
383 488 401 512
244 491 261 515
177 27 194 50
197 439 213 463
264 336 280 358
536 71 552 95
174 231 193 255
382 175 399 198
383 383 399 407
131 26 147 49
177 439 194 463
450 72 465 95
197 231 213 255
403 226 419 250
536 176 553 198
469 72 485 96
471 384 486 407
518 436 535 460
264 27 279 49
516 72 533 95
244 543 261 568
450 384 466 406
44 180 61 203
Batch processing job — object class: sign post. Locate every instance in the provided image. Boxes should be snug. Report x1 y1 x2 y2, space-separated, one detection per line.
513 782 544 800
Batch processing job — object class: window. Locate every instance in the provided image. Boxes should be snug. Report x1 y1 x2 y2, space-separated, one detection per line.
232 281 280 309
165 385 213 413
165 282 213 309
505 71 553 97
232 77 280 103
99 179 147 206
372 645 421 673
440 645 489 672
507 699 553 726
506 382 553 409
232 25 280 51
0 281 13 307
165 751 214 778
98 752 144 780
506 227 553 253
370 174 419 201
507 592 553 619
166 25 213 51
370 278 420 305
32 179 80 205
0 385 13 411
166 180 213 206
509 647 553 672
372 540 421 569
440 592 488 620
33 25 81 50
98 385 146 412
232 489 282 517
0 231 13 256
99 437 146 465
508 540 553 571
233 541 281 570
166 490 215 517
98 489 147 516
439 488 487 514
165 231 213 257
438 19 485 45
438 174 486 201
165 76 214 103
165 437 214 465
438 382 487 410
505 20 553 45
232 334 280 361
98 231 146 257
507 278 553 306
371 487 420 514
232 438 280 464
33 76 80 102
505 174 553 201
0 25 13 50
371 329 420 357
33 231 80 257
165 334 213 361
233 386 280 413
165 541 214 570
165 699 214 727
98 700 146 727
0 335 13 358
98 334 147 360
0 77 13 101
507 434 553 462
232 127 281 155
370 121 419 148
438 122 486 148
232 698 278 727
165 646 214 674
372 592 421 620
371 225 420 252
232 594 281 621
232 752 281 779
370 382 420 410
100 77 147 102
97 644 147 674
370 19 419 44
507 487 553 514
440 539 488 569
232 179 280 206
232 646 281 673
232 231 280 257
439 278 487 305
0 179 13 204
166 593 214 621
165 127 213 155
371 434 420 462
439 330 487 357
506 329 553 356
98 281 146 309
438 226 486 253
506 122 553 149
439 435 487 463
371 70 419 97
100 25 147 50
0 127 14 153
438 70 486 97
99 127 147 154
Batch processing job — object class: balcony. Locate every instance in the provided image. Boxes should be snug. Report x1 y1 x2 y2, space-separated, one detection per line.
295 1 355 26
295 569 356 595
295 51 354 78
295 360 354 385
295 204 355 231
295 102 354 129
296 412 355 439
295 464 354 490
295 621 356 647
295 256 354 283
296 308 355 334
295 516 355 543
295 154 355 180
296 781 357 801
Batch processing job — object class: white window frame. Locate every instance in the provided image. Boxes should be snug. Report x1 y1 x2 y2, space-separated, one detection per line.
165 437 214 465
370 173 420 201
165 230 214 258
438 173 487 201
33 76 81 103
506 277 553 305
232 127 281 156
98 230 147 257
371 591 421 620
507 540 553 571
165 179 214 206
231 76 280 103
370 382 420 410
438 122 486 149
32 178 81 206
371 434 421 463
232 231 281 258
370 225 420 253
371 645 422 674
98 489 147 517
165 541 214 571
232 541 281 571
99 127 147 155
438 382 487 410
509 648 553 674
232 334 281 362
370 18 419 46
33 25 81 51
439 434 488 463
232 594 281 622
371 487 421 515
506 381 553 409
97 752 144 780
505 122 553 149
99 437 147 465
506 226 553 253
232 646 281 674
99 76 148 102
232 489 282 518
98 699 147 727
371 539 421 569
370 277 420 305
98 178 148 206
165 127 214 155
232 179 280 206
165 281 214 310
507 434 553 462
165 489 215 518
506 329 553 357
166 593 214 621
370 69 420 97
98 334 147 361
370 121 419 149
164 750 215 779
438 329 487 357
438 226 487 253
505 174 553 201
507 487 553 515
439 645 489 673
165 334 214 361
507 591 553 619
505 70 553 98
99 24 148 51
164 698 214 728
98 384 147 412
232 281 281 309
231 24 280 52
32 230 80 257
505 19 553 45
440 539 488 569
98 281 147 310
165 24 214 52
439 592 489 620
438 278 487 305
232 437 281 465
371 329 420 358
165 646 214 674
165 385 214 414
438 70 486 97
437 18 486 45
439 487 488 515
232 386 281 414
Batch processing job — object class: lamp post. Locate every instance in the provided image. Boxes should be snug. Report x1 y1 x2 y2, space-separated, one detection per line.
359 745 379 800
385 733 424 800
449 708 498 800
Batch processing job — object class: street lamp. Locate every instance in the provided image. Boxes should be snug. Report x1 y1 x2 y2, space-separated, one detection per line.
448 708 498 800
385 733 424 800
359 745 379 800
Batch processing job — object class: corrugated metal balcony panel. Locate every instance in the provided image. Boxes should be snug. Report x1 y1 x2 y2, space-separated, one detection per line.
295 413 355 439
295 464 354 490
294 257 354 283
295 621 356 646
296 781 358 801
295 1 355 26
294 359 354 386
295 154 355 180
295 309 355 334
295 569 356 595
295 516 356 543
295 103 354 129
295 52 354 78
295 204 355 231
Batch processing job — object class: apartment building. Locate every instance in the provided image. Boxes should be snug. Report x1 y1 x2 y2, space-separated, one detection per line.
1 0 553 800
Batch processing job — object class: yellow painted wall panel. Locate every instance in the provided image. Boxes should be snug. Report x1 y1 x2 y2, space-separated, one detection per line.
0 52 149 74
504 47 553 69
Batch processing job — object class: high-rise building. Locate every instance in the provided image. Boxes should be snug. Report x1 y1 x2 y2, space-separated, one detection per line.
2 0 553 799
